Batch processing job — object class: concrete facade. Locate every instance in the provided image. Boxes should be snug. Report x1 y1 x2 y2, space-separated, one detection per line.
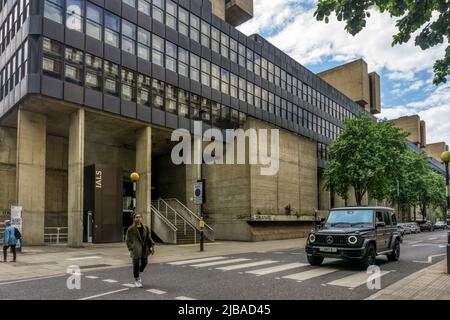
391 115 424 147
425 142 449 162
318 59 381 115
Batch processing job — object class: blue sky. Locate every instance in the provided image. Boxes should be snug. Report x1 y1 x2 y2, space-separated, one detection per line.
238 0 450 146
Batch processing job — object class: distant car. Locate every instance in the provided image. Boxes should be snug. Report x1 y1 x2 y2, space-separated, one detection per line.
398 223 412 234
407 222 421 234
434 221 448 230
415 220 434 232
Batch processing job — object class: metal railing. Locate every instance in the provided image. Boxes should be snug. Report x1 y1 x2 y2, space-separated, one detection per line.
44 227 68 245
164 198 215 241
152 199 200 243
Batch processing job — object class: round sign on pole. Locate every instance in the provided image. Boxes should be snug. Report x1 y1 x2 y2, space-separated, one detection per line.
193 180 204 205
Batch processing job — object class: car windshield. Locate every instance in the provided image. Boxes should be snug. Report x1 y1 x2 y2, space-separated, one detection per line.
326 210 373 227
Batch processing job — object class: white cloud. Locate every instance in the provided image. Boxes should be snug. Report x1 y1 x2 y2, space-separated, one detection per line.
378 86 450 144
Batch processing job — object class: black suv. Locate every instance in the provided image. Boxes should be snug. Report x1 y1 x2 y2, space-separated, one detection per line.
306 207 402 270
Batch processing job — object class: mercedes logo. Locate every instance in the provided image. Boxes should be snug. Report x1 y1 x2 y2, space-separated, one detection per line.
326 235 334 244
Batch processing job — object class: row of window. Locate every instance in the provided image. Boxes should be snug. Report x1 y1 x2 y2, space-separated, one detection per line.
42 37 343 140
318 143 330 162
42 0 356 124
0 39 29 101
0 0 30 55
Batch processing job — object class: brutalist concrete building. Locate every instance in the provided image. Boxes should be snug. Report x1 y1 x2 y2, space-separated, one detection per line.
0 0 384 246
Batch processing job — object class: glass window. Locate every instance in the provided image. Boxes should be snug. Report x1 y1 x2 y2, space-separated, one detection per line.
123 0 135 7
166 41 177 72
104 61 120 96
42 37 63 78
211 64 220 91
165 84 177 114
121 69 136 102
190 14 200 42
104 12 120 48
137 74 151 106
86 3 102 41
211 27 219 53
137 27 150 60
178 47 188 78
178 6 189 37
152 35 164 66
221 68 229 94
66 0 84 32
138 0 151 15
85 53 102 91
201 20 210 48
190 53 200 82
165 0 177 30
152 0 164 23
190 93 201 120
152 79 164 110
44 0 64 24
220 32 229 59
201 58 210 86
178 89 189 117
122 20 136 54
65 47 83 85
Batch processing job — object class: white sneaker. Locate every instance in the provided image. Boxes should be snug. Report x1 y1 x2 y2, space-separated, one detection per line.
135 278 143 288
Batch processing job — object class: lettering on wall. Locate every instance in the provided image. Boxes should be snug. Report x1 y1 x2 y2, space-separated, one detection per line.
95 171 102 189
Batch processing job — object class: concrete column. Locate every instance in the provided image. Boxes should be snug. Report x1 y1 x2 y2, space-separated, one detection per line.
67 109 85 247
136 126 152 227
16 109 47 245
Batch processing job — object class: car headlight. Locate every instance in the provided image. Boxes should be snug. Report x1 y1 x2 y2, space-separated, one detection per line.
347 235 358 245
309 234 316 243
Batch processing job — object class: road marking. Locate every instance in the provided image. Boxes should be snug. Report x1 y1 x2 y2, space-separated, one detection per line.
78 288 129 300
147 289 167 295
168 257 226 265
412 244 443 247
175 296 196 300
406 241 423 245
85 276 99 279
246 263 307 275
216 260 278 271
282 267 339 281
428 237 438 240
102 279 118 283
122 283 136 288
190 258 251 268
0 274 67 286
66 256 102 261
290 253 303 255
412 253 446 264
327 271 391 288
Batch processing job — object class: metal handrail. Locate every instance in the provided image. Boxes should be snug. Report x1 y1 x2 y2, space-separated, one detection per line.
44 227 68 245
164 198 215 241
154 199 199 243
151 205 177 232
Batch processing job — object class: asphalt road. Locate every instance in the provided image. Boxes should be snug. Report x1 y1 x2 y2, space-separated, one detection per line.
0 230 447 300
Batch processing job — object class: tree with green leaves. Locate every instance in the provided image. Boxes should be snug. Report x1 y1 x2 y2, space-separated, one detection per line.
416 169 446 220
324 114 408 206
314 1 450 85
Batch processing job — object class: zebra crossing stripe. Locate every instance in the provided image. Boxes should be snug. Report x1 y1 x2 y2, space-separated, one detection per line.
282 267 339 281
175 296 196 300
216 260 278 271
102 279 119 283
168 257 226 265
191 258 251 268
122 283 136 288
147 289 167 295
327 270 391 288
246 263 308 275
85 276 99 279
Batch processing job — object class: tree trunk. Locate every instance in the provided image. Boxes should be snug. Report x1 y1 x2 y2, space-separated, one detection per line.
355 189 363 207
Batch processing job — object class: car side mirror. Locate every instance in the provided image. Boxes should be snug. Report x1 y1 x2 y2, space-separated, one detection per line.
376 222 386 228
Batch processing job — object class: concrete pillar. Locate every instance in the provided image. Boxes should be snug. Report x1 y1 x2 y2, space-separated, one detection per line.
67 109 85 247
16 109 47 245
136 126 152 227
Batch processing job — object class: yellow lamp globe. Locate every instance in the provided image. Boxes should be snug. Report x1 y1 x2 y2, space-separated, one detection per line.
130 172 140 182
441 151 450 163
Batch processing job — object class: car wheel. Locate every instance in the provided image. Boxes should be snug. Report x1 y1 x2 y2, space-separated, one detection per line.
387 240 400 262
359 243 376 270
307 255 324 266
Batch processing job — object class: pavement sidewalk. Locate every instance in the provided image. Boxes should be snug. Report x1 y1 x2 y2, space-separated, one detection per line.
0 238 306 283
367 259 450 300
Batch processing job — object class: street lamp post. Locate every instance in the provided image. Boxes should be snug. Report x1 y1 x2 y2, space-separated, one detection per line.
440 151 450 274
130 172 140 214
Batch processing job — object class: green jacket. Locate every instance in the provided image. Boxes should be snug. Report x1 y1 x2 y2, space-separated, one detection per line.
126 224 155 259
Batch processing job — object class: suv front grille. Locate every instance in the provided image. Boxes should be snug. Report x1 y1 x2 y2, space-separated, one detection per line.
315 234 347 246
